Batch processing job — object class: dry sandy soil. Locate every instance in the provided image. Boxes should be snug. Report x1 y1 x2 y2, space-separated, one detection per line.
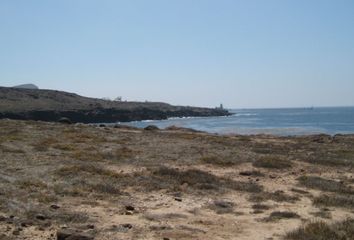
0 120 353 240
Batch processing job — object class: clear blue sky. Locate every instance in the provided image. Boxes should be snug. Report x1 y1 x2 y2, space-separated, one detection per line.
1 0 354 108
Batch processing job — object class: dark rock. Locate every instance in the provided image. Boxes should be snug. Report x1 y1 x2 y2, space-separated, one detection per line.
125 205 135 211
0 215 6 221
58 117 72 124
163 238 170 240
121 223 133 229
35 214 47 221
50 204 61 210
86 224 95 229
144 125 159 131
12 229 20 235
57 229 94 240
20 221 33 227
99 124 106 127
239 171 253 176
174 197 182 202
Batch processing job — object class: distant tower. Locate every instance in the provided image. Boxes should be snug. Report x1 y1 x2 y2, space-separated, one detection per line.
114 96 122 102
220 103 223 110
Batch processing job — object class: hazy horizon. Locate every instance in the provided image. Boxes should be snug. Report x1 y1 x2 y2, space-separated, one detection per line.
1 0 354 109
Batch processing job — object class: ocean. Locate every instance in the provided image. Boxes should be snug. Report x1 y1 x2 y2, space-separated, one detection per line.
124 107 354 136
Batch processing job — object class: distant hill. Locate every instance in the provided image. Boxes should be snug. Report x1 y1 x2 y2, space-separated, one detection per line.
13 84 39 90
0 87 230 123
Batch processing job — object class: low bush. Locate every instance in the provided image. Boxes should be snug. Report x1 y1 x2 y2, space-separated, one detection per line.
285 218 354 240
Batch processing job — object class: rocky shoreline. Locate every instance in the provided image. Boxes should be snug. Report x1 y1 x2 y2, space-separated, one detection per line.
0 107 230 124
0 87 231 123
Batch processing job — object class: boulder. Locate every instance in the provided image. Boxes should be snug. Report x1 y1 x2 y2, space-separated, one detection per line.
144 125 159 131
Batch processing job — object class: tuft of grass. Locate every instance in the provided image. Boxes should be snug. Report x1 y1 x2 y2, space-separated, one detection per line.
200 155 237 166
252 204 271 211
52 143 76 151
253 156 292 169
263 211 300 222
151 167 263 193
89 182 122 195
297 176 353 194
15 178 48 190
55 164 119 178
0 145 25 153
71 150 104 162
31 137 58 151
114 147 136 161
305 149 354 167
310 208 332 219
313 194 354 209
208 200 235 214
285 218 354 240
249 190 299 203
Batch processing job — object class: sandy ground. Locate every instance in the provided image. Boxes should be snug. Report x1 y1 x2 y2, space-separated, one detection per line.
0 119 353 240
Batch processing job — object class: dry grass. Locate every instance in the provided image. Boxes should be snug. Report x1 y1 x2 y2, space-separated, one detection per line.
15 179 48 191
253 156 292 169
285 218 354 240
263 211 300 222
150 167 263 193
290 188 310 195
304 149 354 167
310 208 332 219
31 137 58 151
1 120 354 239
297 176 353 194
313 194 354 209
70 150 105 162
200 155 240 166
55 164 119 178
208 200 235 214
252 204 271 210
249 190 299 203
0 145 25 153
52 143 76 151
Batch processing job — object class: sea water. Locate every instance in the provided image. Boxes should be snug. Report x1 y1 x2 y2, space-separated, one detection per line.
124 107 354 136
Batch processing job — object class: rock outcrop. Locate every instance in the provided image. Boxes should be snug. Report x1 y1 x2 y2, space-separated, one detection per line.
0 87 231 123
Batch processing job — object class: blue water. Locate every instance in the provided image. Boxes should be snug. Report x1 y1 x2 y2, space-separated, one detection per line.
124 107 354 136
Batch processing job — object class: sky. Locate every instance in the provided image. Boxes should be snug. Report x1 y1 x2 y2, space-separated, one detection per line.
1 0 354 108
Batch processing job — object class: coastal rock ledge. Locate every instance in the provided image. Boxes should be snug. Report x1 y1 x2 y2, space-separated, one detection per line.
0 87 231 123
